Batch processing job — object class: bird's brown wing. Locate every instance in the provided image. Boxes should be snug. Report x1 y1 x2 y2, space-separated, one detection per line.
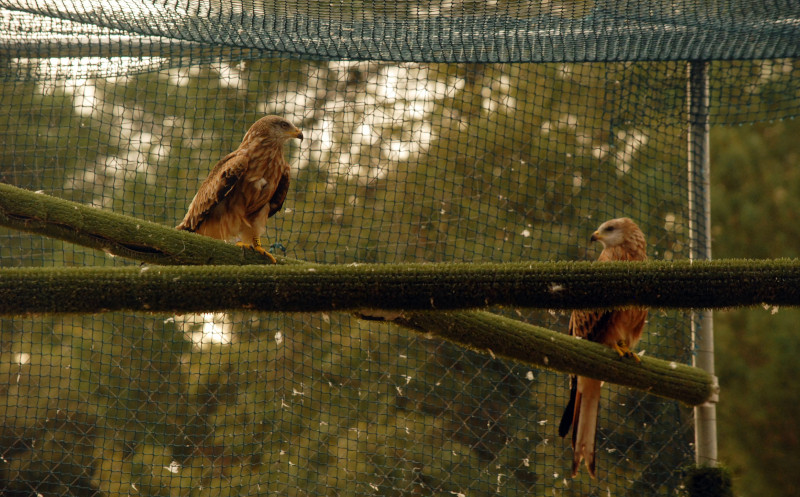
570 309 612 341
267 171 290 218
177 152 248 231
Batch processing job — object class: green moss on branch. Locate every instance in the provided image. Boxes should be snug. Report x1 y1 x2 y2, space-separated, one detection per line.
2 182 799 312
396 310 715 406
0 182 298 266
2 260 800 316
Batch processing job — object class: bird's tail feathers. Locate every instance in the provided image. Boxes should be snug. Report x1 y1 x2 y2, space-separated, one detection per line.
571 376 601 479
558 376 577 438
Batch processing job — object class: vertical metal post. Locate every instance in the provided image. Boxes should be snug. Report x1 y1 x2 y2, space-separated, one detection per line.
687 61 718 466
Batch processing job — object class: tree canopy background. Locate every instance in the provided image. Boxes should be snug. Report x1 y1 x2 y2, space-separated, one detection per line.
2 2 800 496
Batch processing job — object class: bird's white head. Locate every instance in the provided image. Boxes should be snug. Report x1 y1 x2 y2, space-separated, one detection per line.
590 217 645 250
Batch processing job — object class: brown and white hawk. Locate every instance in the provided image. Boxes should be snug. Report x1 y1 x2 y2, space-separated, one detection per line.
558 217 648 478
177 115 303 262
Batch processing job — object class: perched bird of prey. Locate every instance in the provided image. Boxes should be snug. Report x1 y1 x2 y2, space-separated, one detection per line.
177 116 303 263
558 217 648 478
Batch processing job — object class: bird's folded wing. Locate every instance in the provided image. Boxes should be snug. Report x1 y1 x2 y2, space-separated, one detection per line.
177 153 247 231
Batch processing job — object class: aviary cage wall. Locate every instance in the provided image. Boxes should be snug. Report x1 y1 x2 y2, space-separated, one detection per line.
1 1 799 496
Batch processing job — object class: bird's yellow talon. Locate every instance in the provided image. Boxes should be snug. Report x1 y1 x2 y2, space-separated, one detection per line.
236 239 277 264
613 341 641 362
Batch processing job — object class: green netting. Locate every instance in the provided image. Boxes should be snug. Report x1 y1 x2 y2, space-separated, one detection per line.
4 0 800 62
0 1 798 496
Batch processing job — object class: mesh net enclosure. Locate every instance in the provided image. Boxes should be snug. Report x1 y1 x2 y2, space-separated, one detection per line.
1 1 799 496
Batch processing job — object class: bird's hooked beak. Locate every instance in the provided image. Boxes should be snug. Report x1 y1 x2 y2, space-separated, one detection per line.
590 230 601 242
294 129 304 142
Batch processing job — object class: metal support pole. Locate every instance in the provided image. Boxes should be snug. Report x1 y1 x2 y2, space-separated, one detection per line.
687 61 718 466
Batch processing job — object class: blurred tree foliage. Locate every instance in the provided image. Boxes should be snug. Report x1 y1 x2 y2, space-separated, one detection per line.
711 117 800 497
0 53 795 496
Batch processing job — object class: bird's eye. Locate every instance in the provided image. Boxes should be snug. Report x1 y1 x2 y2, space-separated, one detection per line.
281 122 290 129
605 226 615 232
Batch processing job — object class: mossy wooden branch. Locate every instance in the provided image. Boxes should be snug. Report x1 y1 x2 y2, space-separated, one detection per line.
2 183 800 312
0 182 300 266
2 261 800 315
395 310 715 406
